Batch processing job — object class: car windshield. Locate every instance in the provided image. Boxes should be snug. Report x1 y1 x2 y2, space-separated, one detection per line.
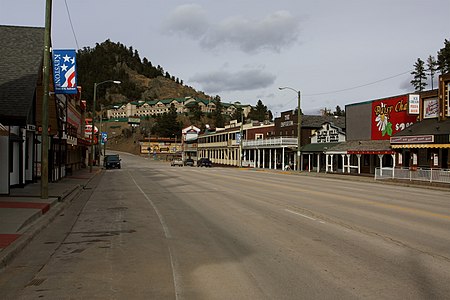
107 156 119 162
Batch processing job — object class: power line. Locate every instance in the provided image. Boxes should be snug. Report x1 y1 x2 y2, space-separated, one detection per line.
303 69 413 97
64 0 79 49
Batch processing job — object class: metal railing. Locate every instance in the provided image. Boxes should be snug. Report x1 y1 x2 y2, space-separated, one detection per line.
375 167 450 184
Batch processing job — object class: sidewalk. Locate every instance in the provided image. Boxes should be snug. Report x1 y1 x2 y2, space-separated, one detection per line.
0 166 101 269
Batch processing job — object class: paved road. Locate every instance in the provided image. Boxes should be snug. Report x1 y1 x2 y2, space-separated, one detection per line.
1 152 450 299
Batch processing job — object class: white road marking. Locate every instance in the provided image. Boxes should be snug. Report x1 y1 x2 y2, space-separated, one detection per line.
129 172 183 300
285 209 316 220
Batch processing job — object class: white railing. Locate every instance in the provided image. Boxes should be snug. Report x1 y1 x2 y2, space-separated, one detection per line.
243 137 297 148
375 167 450 184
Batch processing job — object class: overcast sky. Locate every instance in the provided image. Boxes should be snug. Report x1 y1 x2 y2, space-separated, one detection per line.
2 0 449 115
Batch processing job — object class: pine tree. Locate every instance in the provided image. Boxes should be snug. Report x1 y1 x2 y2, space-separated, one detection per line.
437 39 450 74
410 58 427 92
426 55 438 89
249 100 271 122
231 107 243 122
212 95 225 128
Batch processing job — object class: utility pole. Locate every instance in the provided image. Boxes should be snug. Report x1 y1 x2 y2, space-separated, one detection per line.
41 0 52 199
279 87 301 172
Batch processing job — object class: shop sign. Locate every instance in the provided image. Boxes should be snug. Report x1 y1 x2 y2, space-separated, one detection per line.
408 94 420 114
371 95 417 140
128 117 141 124
390 135 434 144
423 98 439 119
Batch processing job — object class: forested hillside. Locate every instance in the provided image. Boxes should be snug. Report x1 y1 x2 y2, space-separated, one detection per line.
76 40 211 110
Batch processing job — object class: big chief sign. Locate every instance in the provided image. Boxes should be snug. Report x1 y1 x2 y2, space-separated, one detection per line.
371 95 418 140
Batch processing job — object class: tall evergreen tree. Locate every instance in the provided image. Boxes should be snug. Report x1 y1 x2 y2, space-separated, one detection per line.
437 39 450 74
189 102 203 122
249 100 271 122
410 58 427 92
231 107 243 122
212 95 225 128
151 104 182 137
333 105 345 116
426 55 438 89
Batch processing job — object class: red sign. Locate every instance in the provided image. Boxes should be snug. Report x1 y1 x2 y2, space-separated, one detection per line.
371 95 417 140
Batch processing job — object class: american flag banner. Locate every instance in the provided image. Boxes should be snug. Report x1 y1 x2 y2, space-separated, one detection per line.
52 49 78 94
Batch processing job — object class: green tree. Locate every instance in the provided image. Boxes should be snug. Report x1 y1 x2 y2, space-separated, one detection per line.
231 107 243 122
212 95 225 128
437 39 450 74
333 105 345 116
189 102 203 122
249 100 271 122
427 55 438 89
151 104 182 137
410 58 427 92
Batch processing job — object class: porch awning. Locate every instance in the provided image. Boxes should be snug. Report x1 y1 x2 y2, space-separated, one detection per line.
391 143 450 149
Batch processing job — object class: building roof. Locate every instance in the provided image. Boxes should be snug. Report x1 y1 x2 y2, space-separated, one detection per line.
302 115 346 129
328 140 392 152
301 142 340 152
0 25 44 125
393 118 450 136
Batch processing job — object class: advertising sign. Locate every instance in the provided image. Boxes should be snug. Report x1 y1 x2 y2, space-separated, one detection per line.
423 98 439 119
101 132 107 145
447 83 450 117
52 49 78 94
371 95 417 140
408 94 420 115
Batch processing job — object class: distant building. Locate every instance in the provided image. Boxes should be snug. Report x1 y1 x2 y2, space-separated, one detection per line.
106 97 253 119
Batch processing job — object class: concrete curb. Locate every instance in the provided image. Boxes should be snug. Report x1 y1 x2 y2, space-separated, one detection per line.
0 184 84 270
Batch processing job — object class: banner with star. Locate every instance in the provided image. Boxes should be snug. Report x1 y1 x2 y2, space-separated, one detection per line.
52 49 78 94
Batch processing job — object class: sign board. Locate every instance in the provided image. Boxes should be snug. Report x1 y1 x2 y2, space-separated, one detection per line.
84 124 98 138
128 117 141 125
371 95 417 140
447 83 450 117
423 98 439 119
236 133 241 145
101 132 107 145
52 49 78 94
390 135 434 144
408 94 420 114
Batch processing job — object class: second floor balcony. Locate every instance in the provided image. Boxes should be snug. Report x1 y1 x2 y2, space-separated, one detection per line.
243 137 297 148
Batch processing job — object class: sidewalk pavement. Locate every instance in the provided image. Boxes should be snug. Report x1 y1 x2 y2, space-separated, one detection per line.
0 166 102 269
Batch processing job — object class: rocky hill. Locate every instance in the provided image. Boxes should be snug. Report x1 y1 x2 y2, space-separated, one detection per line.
77 40 212 108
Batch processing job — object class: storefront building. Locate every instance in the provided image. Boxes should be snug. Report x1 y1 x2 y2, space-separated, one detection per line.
390 73 450 170
341 93 421 174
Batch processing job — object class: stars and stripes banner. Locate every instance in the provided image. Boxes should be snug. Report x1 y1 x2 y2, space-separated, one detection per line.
52 49 78 94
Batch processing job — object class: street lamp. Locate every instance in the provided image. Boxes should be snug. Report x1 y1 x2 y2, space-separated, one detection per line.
90 80 121 172
279 87 301 172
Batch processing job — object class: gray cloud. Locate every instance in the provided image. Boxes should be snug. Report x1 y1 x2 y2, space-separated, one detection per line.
164 6 300 53
201 11 300 53
190 68 276 93
162 4 209 38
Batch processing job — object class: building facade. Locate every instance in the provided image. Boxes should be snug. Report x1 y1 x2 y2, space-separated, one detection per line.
106 97 253 120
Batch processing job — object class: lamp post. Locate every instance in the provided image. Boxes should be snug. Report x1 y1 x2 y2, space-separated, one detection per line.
90 80 121 172
279 87 301 172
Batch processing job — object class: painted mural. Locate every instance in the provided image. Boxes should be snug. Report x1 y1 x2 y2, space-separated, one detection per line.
371 95 418 140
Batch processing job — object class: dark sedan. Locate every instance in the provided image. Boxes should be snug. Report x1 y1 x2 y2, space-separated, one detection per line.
104 154 121 169
197 158 212 167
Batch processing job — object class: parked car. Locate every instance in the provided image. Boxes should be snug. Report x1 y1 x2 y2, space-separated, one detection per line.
171 158 184 167
104 154 121 169
185 158 194 166
197 158 212 167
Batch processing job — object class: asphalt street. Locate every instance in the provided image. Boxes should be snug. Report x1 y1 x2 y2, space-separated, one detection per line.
1 152 449 299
